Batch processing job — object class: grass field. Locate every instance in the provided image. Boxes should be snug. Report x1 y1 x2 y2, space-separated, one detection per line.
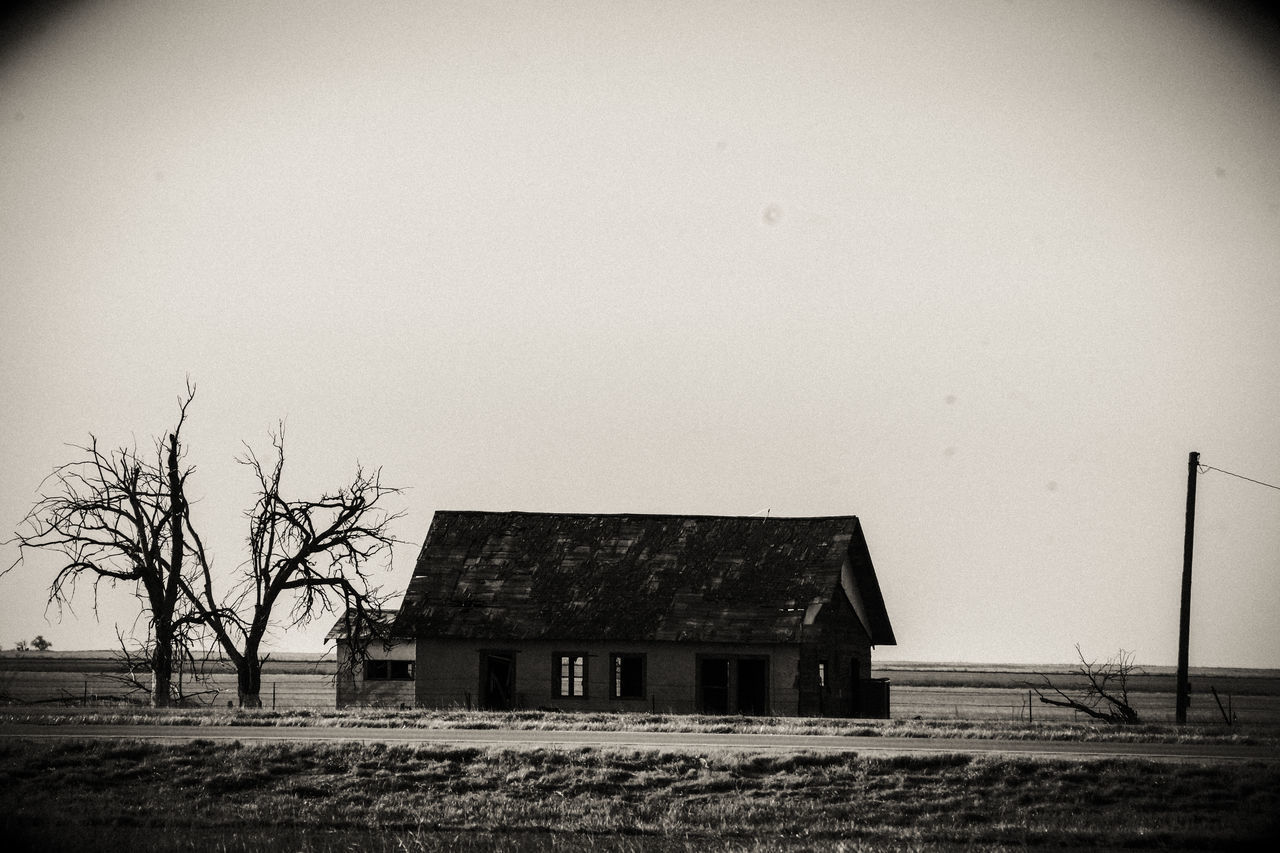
2 736 1278 852
4 705 1278 748
874 662 1280 726
5 658 1278 849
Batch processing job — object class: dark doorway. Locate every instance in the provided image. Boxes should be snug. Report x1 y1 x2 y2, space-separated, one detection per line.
850 658 861 716
736 658 769 716
848 658 890 718
699 657 730 713
481 652 515 710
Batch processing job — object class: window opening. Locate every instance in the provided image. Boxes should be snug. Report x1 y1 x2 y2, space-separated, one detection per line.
555 653 586 698
364 660 414 680
611 653 645 699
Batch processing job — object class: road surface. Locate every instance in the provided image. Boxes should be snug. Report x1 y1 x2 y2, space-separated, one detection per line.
1 723 1276 764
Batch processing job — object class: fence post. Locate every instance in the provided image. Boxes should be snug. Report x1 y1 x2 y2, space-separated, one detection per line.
1210 686 1231 726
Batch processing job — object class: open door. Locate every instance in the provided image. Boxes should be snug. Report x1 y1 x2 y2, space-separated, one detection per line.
699 657 730 713
699 656 769 715
736 658 769 716
481 651 515 710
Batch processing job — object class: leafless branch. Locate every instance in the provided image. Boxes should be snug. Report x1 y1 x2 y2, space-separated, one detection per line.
187 426 402 706
7 385 202 707
1029 645 1142 724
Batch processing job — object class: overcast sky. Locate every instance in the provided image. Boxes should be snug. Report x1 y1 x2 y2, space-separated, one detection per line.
3 1 1278 668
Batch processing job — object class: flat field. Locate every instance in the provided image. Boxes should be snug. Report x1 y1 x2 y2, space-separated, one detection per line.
875 662 1280 725
2 736 1278 852
7 654 1278 726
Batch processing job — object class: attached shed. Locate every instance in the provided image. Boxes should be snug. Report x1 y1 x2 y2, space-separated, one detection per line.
326 609 417 708
338 510 896 716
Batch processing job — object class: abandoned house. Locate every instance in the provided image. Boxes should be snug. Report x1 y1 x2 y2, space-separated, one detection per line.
332 510 896 716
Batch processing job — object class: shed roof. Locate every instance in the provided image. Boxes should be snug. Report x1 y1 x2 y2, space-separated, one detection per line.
393 511 895 645
323 608 402 642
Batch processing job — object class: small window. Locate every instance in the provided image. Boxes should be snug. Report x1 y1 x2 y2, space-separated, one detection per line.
554 653 587 698
364 659 414 680
611 653 645 700
818 660 827 690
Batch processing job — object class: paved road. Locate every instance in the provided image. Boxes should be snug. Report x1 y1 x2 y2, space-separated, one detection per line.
2 724 1276 764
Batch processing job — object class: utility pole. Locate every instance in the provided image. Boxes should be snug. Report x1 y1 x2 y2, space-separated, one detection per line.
1176 451 1199 724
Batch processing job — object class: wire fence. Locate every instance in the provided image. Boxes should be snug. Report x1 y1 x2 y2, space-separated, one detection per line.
890 686 1280 725
0 670 336 710
4 665 1277 724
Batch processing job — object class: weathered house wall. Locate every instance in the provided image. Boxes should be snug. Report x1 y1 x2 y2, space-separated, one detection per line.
334 640 417 708
797 590 876 716
413 638 803 715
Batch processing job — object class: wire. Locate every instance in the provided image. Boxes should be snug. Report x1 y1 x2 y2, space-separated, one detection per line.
1198 464 1280 493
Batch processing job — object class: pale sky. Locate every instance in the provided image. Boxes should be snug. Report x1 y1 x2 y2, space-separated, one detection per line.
2 1 1278 668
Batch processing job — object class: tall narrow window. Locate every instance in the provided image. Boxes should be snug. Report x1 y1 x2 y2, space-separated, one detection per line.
554 653 586 698
817 660 827 690
611 653 645 700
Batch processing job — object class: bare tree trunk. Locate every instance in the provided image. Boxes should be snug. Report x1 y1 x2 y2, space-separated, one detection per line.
150 625 173 709
10 386 201 713
237 655 263 708
181 425 400 709
159 431 185 709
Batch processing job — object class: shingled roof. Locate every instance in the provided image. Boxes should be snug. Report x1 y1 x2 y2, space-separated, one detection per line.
323 608 403 643
393 511 895 645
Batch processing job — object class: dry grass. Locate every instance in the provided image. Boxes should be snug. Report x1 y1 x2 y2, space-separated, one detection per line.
2 705 1276 746
1 737 1277 851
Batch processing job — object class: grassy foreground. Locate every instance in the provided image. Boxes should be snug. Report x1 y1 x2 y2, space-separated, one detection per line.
2 738 1278 852
2 706 1276 746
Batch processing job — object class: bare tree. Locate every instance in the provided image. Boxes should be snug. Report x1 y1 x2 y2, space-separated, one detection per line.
182 427 400 707
1031 646 1142 724
7 387 200 707
9 388 400 709
104 625 217 706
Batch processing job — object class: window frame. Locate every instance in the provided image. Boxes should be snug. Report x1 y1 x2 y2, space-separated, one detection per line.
610 652 646 700
553 652 588 699
363 659 414 681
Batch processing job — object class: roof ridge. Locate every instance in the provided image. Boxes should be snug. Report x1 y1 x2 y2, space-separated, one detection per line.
394 511 890 645
435 509 860 522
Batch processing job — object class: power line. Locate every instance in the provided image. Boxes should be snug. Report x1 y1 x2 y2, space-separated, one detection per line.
1198 464 1280 492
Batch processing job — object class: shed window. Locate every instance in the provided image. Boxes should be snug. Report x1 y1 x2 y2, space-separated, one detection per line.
364 660 414 680
818 661 827 689
554 653 586 698
611 653 645 700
